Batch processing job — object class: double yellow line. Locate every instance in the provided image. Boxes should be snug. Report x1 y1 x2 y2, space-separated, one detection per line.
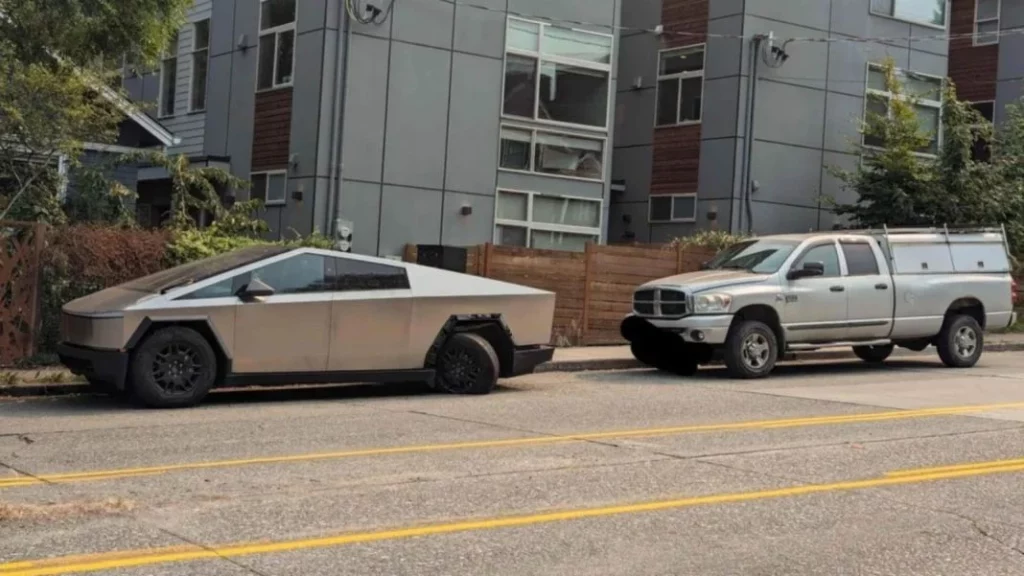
3 401 1023 490
3 455 1024 576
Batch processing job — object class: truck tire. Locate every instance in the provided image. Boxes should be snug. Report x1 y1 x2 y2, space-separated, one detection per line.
723 320 778 379
937 314 984 368
435 333 500 395
129 326 218 409
852 344 894 363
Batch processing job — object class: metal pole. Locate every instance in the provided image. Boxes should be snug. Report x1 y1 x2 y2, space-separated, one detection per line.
740 35 763 235
325 0 352 237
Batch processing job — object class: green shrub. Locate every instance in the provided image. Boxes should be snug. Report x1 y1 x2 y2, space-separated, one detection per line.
671 230 749 252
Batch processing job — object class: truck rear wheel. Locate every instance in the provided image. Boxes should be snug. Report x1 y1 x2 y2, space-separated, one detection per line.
723 320 778 379
937 314 984 368
435 333 499 395
852 344 894 363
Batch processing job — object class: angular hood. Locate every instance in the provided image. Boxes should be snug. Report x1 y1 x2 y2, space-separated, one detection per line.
62 286 159 317
640 269 770 293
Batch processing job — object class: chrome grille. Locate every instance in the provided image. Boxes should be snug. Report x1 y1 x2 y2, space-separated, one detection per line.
632 288 688 318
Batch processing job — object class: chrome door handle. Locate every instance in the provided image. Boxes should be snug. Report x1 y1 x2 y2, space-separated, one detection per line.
830 285 845 292
875 283 888 290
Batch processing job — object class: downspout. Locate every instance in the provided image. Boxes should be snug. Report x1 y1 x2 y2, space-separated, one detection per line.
741 35 763 236
325 1 352 237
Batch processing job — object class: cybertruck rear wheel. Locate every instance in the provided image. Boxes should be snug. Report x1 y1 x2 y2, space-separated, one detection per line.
436 333 500 395
129 326 218 409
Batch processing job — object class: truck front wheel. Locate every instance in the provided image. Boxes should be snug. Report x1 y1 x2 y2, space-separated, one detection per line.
723 320 778 379
936 314 984 368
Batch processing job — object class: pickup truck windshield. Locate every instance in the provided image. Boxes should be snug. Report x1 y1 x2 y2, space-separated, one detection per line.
704 239 799 274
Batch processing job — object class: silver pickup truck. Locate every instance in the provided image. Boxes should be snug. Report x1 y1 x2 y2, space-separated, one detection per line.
621 227 1017 378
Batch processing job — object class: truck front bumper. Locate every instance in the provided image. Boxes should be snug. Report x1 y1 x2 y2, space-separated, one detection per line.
57 342 129 390
621 314 734 345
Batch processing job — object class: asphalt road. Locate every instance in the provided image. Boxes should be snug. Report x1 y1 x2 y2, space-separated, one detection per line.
2 352 1024 575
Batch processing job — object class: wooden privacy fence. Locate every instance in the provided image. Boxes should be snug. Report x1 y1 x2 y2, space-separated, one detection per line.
405 242 717 346
0 222 45 365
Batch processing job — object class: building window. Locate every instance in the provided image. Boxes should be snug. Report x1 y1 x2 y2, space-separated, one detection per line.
502 17 613 130
257 0 296 91
970 101 994 162
159 32 179 117
870 0 947 28
250 171 288 205
656 45 704 127
974 0 1000 45
499 125 604 180
863 64 943 155
649 194 697 223
190 20 210 111
494 190 601 252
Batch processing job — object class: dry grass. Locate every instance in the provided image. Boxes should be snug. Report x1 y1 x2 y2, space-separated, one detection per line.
0 498 137 523
0 372 19 387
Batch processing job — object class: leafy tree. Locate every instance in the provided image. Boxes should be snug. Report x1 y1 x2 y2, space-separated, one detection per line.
0 0 189 70
0 0 190 222
826 58 1024 251
0 59 122 222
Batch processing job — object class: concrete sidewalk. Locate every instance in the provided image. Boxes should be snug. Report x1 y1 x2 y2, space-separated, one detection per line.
2 333 1023 398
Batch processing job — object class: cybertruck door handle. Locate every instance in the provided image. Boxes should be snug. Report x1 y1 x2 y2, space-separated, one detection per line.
875 283 888 290
830 285 845 292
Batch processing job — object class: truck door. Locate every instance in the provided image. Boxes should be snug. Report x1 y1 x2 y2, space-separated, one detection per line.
780 241 848 342
840 239 895 341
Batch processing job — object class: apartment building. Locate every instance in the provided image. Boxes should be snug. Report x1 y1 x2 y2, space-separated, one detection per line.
948 0 1024 151
610 0 960 243
122 0 622 257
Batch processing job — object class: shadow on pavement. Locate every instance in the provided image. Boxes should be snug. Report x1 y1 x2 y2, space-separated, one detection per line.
1 380 524 413
579 358 946 384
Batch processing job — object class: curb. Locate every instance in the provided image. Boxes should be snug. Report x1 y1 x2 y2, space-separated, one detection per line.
3 341 1022 398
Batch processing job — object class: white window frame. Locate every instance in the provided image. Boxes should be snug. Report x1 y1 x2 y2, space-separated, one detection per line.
654 44 706 128
497 122 607 183
974 0 1000 46
500 16 614 133
251 169 288 206
648 193 697 223
188 19 210 112
157 33 179 118
256 0 297 92
862 63 944 158
869 0 949 30
493 188 603 250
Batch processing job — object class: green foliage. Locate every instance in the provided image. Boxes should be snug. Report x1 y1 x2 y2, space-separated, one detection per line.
63 160 139 226
0 0 189 71
671 230 749 252
827 58 1024 253
0 56 122 222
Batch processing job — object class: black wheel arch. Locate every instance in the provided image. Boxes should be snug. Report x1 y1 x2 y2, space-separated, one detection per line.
728 305 785 350
126 317 231 385
945 297 985 329
425 315 517 378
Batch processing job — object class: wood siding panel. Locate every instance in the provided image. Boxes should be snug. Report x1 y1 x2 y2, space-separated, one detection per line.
651 0 708 197
252 88 293 171
949 0 998 103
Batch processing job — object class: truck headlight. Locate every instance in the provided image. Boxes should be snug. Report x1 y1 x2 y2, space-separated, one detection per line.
693 293 732 314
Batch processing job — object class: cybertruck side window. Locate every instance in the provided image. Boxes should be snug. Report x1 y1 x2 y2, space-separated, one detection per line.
175 274 248 300
326 256 411 292
250 253 334 294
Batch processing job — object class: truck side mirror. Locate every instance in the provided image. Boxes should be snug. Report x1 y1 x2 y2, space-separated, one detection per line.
786 261 825 280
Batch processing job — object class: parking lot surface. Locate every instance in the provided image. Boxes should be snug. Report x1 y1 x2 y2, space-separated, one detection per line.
2 352 1024 575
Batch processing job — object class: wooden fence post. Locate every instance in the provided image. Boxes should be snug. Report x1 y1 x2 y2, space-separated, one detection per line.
580 242 595 345
482 242 494 277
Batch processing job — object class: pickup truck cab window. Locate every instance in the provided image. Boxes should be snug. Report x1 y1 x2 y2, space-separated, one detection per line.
840 242 880 276
792 243 840 278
